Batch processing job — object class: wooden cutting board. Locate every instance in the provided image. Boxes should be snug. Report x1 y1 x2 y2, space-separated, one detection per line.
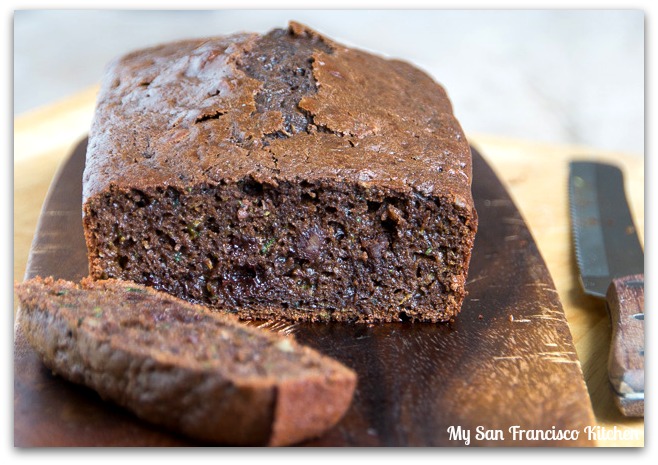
14 139 596 446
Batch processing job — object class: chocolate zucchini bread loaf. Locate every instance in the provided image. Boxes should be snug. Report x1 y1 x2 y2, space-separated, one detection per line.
83 21 478 323
14 277 356 446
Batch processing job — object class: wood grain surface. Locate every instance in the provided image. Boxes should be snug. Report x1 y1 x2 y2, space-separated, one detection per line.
13 87 644 446
14 138 596 446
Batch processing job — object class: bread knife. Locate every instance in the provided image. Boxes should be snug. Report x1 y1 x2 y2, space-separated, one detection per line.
568 161 644 417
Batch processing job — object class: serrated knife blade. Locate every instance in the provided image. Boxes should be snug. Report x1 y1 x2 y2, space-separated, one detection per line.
569 161 644 417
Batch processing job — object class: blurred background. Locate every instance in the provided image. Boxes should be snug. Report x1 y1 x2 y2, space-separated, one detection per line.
14 9 644 154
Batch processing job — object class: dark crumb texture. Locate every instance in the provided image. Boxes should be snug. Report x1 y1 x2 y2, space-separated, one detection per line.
83 21 478 323
14 277 357 446
86 182 472 323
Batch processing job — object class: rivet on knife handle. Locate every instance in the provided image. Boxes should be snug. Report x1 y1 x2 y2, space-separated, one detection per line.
607 274 645 417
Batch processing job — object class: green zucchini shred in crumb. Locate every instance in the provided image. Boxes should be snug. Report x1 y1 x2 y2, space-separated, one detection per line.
261 237 276 255
187 224 200 239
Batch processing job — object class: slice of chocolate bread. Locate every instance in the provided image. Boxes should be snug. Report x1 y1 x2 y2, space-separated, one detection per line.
82 21 478 323
14 276 356 446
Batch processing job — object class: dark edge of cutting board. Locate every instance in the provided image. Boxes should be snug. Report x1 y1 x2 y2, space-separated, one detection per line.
14 139 596 446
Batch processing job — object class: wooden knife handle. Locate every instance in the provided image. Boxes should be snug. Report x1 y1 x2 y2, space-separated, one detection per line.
606 274 644 417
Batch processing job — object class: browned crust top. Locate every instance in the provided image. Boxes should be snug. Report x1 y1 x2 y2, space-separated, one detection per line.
83 21 473 208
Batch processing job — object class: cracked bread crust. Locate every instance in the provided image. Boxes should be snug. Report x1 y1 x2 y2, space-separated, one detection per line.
82 21 478 323
83 22 472 203
15 276 357 446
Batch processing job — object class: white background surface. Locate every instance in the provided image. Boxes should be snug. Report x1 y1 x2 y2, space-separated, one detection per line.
13 9 644 155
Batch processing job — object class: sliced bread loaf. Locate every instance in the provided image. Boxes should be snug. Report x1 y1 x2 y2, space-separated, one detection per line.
14 276 356 445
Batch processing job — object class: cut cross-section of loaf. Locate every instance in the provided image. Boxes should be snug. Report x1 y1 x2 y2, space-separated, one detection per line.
14 276 356 446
